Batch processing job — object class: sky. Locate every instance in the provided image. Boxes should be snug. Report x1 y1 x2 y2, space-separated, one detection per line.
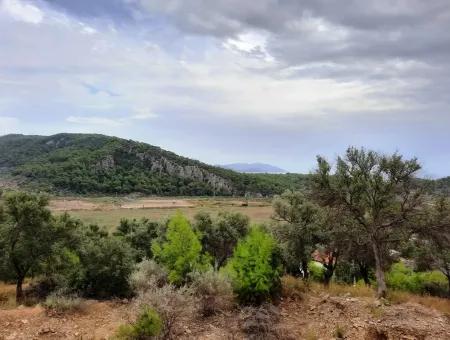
1 0 450 177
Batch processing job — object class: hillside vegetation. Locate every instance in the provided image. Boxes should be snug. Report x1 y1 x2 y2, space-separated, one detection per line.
0 134 310 196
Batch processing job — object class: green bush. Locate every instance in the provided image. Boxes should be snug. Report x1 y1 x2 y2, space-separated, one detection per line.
152 213 210 285
115 307 162 339
224 227 282 304
114 218 162 261
386 262 447 296
308 261 325 282
78 236 135 298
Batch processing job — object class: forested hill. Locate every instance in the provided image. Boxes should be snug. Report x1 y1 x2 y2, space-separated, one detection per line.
0 133 310 196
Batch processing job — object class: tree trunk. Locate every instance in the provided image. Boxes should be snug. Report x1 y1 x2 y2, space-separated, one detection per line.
371 241 387 298
323 265 333 287
359 263 371 286
16 276 24 304
301 260 309 280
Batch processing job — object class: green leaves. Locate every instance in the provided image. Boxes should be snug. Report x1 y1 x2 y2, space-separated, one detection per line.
225 227 282 304
152 212 210 285
194 211 249 269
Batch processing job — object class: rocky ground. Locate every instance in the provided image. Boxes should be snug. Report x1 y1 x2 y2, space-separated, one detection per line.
1 291 449 340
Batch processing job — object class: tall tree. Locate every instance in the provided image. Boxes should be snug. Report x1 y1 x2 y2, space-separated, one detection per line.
313 147 422 298
194 211 249 269
272 190 324 279
0 192 67 303
414 197 450 295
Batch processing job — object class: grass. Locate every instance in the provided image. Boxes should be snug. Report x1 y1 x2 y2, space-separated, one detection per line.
43 292 86 314
281 275 308 300
310 281 375 298
58 202 273 230
388 290 450 316
0 282 16 309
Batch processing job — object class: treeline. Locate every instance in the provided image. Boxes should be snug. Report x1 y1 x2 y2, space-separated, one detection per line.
0 133 310 196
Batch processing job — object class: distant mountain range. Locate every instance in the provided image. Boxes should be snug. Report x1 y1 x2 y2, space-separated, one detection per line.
220 163 287 174
0 133 310 196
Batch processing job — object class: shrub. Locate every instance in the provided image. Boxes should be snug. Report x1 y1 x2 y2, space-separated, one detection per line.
114 218 162 261
129 259 168 293
78 236 135 298
224 227 282 304
135 281 198 339
240 303 282 340
308 261 325 282
152 213 210 285
386 262 447 296
115 307 162 339
189 270 235 316
43 291 85 314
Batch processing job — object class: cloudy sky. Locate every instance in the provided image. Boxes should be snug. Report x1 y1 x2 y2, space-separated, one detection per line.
1 0 450 177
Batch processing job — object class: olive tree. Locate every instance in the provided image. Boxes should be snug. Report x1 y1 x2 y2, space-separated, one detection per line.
194 211 249 269
272 190 324 279
313 147 422 298
0 192 69 302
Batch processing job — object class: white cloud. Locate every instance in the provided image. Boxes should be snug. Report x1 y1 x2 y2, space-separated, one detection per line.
131 109 158 120
223 30 274 62
1 0 43 24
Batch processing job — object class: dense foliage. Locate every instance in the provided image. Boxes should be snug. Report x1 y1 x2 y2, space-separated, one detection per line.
152 213 210 285
0 133 310 196
313 147 424 297
0 192 77 302
224 227 283 304
194 211 250 268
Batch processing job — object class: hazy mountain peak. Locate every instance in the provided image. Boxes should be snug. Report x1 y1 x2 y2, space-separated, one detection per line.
220 163 287 174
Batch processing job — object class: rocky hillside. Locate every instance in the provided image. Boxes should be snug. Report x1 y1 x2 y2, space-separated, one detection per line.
0 134 310 196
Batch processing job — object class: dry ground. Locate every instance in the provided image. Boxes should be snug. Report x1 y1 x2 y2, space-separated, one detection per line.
1 282 449 340
49 197 273 229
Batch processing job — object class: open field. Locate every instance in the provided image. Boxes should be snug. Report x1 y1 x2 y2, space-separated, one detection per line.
50 197 274 230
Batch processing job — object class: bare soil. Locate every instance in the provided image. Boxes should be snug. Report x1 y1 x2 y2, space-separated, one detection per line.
1 291 449 340
120 199 196 209
49 200 106 211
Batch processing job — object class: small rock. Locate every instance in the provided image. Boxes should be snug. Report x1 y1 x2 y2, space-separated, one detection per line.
20 319 29 324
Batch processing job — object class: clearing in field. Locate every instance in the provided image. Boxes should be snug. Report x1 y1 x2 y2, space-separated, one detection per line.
50 197 273 229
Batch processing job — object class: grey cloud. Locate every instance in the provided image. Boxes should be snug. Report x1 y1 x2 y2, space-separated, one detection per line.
136 1 450 72
43 0 137 21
